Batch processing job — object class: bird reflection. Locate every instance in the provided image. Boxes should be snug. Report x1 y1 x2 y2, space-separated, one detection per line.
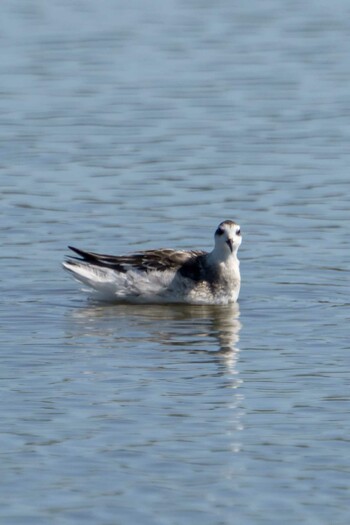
65 301 244 456
66 301 241 376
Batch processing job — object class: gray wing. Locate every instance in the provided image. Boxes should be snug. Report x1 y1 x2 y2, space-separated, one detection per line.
67 246 206 274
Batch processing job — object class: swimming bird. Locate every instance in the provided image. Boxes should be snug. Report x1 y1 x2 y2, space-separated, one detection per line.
62 220 242 304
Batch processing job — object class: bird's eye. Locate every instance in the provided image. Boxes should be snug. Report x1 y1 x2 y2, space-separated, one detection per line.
236 229 241 236
216 228 224 236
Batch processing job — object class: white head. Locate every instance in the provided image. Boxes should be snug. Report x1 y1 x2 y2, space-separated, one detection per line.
213 220 242 258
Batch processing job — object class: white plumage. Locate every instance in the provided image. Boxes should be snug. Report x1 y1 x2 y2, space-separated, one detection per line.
63 220 242 305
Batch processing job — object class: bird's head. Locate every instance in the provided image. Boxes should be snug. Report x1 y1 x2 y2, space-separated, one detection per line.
214 220 242 257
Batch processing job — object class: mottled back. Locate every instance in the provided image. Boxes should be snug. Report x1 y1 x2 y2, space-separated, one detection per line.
67 246 206 274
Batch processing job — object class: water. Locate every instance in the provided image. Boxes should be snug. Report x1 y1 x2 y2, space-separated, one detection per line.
1 0 350 523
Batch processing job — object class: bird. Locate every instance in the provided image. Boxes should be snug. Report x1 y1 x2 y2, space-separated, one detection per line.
62 220 242 305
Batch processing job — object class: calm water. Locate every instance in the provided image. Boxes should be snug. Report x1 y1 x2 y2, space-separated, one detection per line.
1 0 350 523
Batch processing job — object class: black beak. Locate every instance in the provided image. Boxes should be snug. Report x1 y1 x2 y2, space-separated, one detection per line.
226 239 233 253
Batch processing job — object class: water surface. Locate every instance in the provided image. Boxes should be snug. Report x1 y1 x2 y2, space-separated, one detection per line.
1 1 350 524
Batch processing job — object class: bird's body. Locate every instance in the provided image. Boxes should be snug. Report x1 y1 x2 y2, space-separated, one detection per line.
63 220 242 305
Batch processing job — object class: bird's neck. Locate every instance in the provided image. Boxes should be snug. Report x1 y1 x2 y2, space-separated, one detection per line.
207 248 239 268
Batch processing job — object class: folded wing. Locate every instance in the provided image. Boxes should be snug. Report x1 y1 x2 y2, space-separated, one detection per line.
66 246 205 273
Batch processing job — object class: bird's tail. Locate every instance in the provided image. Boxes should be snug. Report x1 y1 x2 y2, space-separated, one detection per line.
62 256 125 302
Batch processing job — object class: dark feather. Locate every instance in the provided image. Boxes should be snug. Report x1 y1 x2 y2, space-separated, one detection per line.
178 253 207 282
67 246 206 274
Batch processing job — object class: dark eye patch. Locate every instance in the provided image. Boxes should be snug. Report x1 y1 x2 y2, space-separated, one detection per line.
216 227 224 236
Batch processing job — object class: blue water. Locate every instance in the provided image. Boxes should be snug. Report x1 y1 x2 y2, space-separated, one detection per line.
1 1 350 523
